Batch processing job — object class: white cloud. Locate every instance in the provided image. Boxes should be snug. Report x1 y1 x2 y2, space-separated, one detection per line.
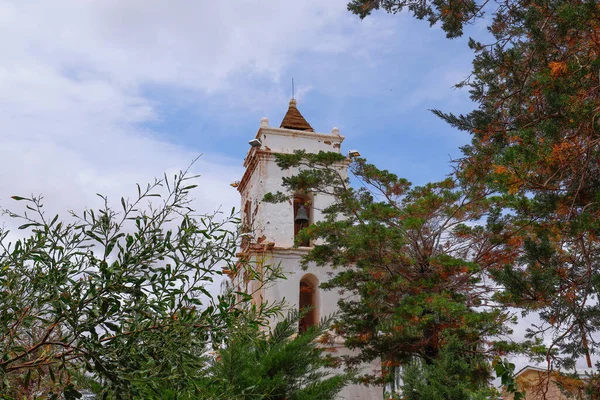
0 0 380 222
0 0 366 92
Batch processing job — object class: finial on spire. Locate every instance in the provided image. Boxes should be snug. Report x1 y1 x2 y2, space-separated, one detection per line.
289 98 297 107
292 78 295 100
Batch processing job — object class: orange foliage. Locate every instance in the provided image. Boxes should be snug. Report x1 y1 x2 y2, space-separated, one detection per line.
553 373 586 393
370 270 385 279
493 165 508 174
548 61 568 78
358 332 372 343
550 141 575 164
381 359 400 368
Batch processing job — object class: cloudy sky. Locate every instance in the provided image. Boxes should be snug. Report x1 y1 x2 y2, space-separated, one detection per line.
0 0 483 220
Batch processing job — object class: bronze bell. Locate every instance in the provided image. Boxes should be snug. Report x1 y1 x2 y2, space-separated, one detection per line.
295 205 309 225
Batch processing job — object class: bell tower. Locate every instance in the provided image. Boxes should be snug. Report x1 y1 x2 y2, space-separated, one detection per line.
233 99 382 399
234 99 345 319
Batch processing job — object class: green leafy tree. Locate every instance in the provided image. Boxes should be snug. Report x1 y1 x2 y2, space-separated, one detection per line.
450 0 600 377
349 0 600 394
0 167 282 399
400 338 501 400
265 151 521 397
204 312 350 400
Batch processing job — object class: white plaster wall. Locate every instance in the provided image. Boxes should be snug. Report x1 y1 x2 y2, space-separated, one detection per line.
335 347 384 400
240 156 295 247
261 252 383 400
262 251 385 400
240 126 347 248
262 250 339 320
257 127 344 155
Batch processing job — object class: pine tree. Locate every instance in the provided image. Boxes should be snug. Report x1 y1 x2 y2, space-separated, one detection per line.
400 338 500 400
348 0 600 391
205 312 349 400
265 152 520 396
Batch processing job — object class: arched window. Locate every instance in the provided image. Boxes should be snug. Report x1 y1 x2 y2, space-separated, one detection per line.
298 274 319 333
293 194 312 247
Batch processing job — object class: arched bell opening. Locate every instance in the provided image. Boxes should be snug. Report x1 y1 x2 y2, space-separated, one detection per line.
298 274 319 333
293 193 312 247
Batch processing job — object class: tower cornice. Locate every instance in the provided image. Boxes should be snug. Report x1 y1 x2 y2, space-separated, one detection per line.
238 126 346 194
252 126 346 143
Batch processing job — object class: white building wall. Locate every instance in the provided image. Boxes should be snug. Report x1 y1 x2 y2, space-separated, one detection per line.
240 126 346 248
261 250 338 320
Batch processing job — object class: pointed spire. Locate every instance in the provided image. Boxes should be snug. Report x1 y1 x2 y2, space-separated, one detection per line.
280 99 314 132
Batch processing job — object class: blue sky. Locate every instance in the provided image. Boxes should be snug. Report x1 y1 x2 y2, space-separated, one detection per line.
0 0 483 218
142 11 478 187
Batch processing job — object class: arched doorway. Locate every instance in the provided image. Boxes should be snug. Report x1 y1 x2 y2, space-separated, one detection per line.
298 274 319 333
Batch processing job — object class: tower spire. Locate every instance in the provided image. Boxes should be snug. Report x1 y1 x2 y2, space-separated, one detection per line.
280 98 314 131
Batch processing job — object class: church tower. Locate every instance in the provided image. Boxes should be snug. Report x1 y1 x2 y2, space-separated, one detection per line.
233 99 382 399
234 98 346 325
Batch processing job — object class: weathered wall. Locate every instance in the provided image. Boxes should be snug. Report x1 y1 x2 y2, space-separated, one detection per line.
239 125 345 249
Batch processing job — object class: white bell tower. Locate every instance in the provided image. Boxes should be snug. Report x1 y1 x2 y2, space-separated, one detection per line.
235 98 345 324
233 99 382 399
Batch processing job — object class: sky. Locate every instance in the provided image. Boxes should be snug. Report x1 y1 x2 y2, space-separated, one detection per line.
0 0 483 222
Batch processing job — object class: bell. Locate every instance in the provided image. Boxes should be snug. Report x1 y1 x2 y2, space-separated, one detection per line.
295 205 309 225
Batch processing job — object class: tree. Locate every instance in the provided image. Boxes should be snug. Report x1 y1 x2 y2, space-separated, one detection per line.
265 151 522 397
347 0 488 38
204 312 349 400
448 0 600 376
0 167 282 399
400 338 501 400
348 0 600 389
